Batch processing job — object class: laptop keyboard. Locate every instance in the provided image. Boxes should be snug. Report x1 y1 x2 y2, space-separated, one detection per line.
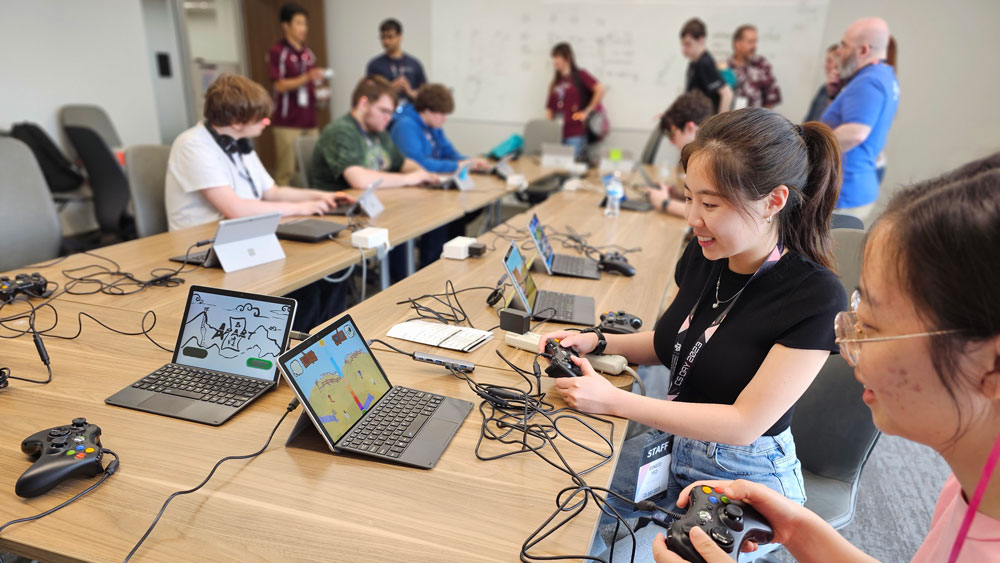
535 291 575 321
132 363 271 408
185 250 209 263
552 254 593 276
339 387 443 459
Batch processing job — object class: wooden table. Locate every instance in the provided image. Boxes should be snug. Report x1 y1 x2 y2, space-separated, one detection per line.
0 303 624 562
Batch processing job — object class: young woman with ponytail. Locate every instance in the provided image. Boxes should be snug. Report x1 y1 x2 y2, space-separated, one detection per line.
540 107 848 560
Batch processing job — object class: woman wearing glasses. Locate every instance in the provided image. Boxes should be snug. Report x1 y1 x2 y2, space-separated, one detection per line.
540 108 846 560
653 160 1000 562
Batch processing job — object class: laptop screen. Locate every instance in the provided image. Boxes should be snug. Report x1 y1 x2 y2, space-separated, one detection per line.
172 286 295 380
527 214 555 272
278 315 392 444
502 242 538 312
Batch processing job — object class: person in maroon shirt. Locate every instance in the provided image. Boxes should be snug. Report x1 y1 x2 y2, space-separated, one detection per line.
545 42 606 160
268 3 328 186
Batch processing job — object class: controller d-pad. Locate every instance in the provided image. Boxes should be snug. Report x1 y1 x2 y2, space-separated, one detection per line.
710 526 735 552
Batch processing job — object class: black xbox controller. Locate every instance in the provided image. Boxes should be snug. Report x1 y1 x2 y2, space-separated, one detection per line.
598 252 635 277
667 485 774 562
0 272 51 304
599 310 643 334
16 418 106 498
544 338 584 378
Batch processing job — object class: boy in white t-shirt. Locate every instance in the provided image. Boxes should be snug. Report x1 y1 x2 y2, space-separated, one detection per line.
165 73 354 331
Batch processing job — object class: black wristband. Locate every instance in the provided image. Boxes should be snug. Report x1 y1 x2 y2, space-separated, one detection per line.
582 327 607 355
661 198 670 213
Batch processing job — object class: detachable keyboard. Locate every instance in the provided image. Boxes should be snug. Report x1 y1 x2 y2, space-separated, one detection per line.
339 387 443 459
552 254 591 276
132 363 271 408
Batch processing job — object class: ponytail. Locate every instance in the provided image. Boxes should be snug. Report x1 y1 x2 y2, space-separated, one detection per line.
779 121 841 271
681 108 842 271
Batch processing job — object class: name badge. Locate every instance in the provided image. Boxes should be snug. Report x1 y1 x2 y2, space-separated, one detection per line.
297 85 309 107
635 431 673 503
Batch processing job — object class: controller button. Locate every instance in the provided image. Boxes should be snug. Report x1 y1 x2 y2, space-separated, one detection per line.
698 510 713 523
85 447 95 453
720 495 730 504
701 486 712 494
65 450 76 456
75 445 85 451
72 418 87 427
708 495 719 504
75 453 85 459
73 436 86 443
714 487 724 494
710 526 735 548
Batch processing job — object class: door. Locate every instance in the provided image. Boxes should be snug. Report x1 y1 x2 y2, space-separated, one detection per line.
242 0 331 176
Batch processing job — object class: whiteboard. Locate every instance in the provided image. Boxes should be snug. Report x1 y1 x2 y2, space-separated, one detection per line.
430 0 829 130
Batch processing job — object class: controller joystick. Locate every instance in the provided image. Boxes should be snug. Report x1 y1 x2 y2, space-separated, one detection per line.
666 486 773 562
544 339 584 378
598 252 635 277
16 419 106 498
599 311 643 334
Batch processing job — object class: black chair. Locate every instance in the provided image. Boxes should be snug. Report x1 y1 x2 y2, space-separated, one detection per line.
831 213 865 230
63 126 136 242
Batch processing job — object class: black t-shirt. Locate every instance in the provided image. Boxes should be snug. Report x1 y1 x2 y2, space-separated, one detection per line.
686 51 725 112
653 239 847 436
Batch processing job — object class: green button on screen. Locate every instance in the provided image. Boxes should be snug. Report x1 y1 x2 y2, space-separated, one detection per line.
247 358 272 370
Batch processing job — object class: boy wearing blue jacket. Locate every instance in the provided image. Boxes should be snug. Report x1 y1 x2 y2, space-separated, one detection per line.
390 84 487 173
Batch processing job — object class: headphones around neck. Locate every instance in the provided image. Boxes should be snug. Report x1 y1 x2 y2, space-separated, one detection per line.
204 123 253 155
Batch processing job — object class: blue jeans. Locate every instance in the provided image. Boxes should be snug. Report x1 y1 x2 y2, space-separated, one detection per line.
563 135 586 160
600 427 805 562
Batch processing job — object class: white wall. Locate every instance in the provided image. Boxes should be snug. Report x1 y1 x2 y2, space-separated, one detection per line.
142 0 194 144
184 0 243 65
325 0 1000 203
0 1 161 149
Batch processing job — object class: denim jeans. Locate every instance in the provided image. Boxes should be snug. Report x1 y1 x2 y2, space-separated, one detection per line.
563 135 586 160
599 427 805 563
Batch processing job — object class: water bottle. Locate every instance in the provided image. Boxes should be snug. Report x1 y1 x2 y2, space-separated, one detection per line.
604 171 624 217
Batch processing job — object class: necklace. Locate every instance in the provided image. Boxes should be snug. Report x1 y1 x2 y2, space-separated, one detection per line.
713 268 750 309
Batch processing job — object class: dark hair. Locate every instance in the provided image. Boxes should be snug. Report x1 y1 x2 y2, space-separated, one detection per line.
279 3 308 24
660 91 714 133
414 84 455 114
886 35 897 71
203 74 273 127
379 18 402 35
680 18 707 40
680 108 841 270
351 75 397 108
732 24 756 44
826 43 838 53
868 161 1000 434
549 42 580 92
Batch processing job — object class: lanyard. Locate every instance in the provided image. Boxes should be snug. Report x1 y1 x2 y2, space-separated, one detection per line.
233 155 259 199
667 244 783 399
948 432 1000 562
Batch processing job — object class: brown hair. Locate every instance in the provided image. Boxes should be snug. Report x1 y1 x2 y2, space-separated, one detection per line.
549 42 580 92
414 84 455 114
350 75 397 108
868 160 1000 433
660 91 714 133
886 35 897 71
732 24 756 44
203 74 273 127
680 108 841 270
680 18 707 40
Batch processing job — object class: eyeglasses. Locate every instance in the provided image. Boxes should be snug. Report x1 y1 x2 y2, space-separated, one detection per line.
834 290 959 367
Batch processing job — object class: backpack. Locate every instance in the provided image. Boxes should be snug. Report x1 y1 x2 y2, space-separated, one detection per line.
9 122 85 193
570 71 610 143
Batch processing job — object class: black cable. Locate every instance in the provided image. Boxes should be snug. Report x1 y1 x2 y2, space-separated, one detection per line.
59 244 204 297
396 281 496 328
0 450 120 535
122 398 299 563
367 338 415 358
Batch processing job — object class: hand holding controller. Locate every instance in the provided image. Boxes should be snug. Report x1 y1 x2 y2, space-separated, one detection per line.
544 338 584 378
666 485 773 562
16 418 105 498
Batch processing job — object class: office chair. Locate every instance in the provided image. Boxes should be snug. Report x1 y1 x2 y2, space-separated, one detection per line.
831 213 865 230
294 134 318 187
0 138 63 270
63 126 136 242
124 145 171 238
60 104 122 150
522 119 561 156
790 225 879 529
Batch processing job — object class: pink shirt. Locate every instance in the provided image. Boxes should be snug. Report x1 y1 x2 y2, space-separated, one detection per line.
912 474 1000 562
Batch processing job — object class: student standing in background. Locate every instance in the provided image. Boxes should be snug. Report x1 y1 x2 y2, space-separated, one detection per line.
680 18 733 114
366 18 427 104
268 3 327 186
545 42 606 160
804 44 842 123
727 24 782 109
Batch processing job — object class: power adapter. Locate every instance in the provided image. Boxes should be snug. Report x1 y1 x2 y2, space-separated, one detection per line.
351 227 389 249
